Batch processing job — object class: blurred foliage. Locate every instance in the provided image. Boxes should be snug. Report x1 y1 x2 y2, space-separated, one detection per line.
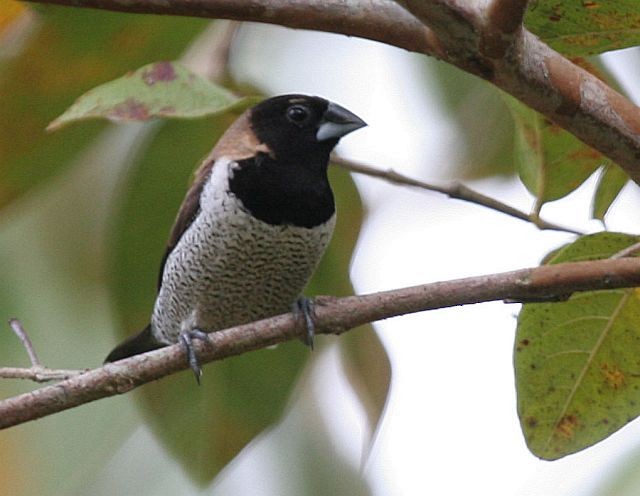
319 166 391 442
0 6 386 495
427 59 515 178
516 233 640 460
0 5 208 209
3 1 640 495
525 0 640 56
0 0 26 41
0 123 148 495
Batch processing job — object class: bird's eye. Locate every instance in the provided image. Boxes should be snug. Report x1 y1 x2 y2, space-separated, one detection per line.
286 105 311 124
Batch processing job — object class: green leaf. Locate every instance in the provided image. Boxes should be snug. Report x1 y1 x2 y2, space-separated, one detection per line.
525 0 640 56
592 162 629 222
515 232 640 460
0 8 208 210
503 95 603 208
48 61 258 131
263 382 373 496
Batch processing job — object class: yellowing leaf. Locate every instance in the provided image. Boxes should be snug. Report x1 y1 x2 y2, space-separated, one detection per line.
515 232 640 460
0 0 27 37
525 0 640 56
48 61 258 131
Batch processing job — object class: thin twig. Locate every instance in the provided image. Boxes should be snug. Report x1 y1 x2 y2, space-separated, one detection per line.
4 319 87 382
0 366 86 382
8 319 41 367
331 155 582 235
611 241 640 259
0 257 639 429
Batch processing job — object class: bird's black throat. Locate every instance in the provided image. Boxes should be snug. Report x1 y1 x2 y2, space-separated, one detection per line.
229 153 335 228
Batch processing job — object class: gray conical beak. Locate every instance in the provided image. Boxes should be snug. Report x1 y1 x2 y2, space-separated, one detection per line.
316 102 367 141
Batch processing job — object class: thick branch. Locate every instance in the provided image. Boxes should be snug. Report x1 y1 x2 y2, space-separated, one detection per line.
1 258 640 429
29 0 435 54
26 0 640 186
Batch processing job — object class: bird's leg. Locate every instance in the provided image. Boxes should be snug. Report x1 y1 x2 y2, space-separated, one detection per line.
179 329 210 384
293 297 316 350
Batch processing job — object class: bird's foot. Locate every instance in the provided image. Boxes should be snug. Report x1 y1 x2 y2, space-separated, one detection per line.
293 297 316 350
179 329 210 385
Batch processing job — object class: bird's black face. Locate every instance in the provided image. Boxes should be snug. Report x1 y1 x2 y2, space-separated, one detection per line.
231 95 365 228
249 94 366 160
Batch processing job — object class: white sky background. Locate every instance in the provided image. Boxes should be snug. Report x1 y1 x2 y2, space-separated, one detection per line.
230 25 640 496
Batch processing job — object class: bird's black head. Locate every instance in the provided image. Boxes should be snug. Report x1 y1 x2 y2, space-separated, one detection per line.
248 94 366 160
230 95 365 228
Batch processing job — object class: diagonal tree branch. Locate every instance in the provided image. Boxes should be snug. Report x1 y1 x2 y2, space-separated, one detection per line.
1 257 640 430
26 0 640 186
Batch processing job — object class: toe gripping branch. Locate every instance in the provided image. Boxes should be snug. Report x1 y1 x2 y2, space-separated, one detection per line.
179 329 210 384
294 297 316 350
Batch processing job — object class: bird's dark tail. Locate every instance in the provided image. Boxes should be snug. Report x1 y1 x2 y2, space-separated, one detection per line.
104 324 164 363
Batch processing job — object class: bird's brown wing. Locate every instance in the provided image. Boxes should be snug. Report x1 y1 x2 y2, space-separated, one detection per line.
156 159 214 291
156 110 271 291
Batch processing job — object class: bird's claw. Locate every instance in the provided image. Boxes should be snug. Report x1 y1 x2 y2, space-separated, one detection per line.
179 329 210 384
294 297 315 350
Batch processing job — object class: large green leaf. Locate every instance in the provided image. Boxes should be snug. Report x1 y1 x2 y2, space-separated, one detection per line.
504 95 603 209
515 232 640 460
525 0 640 56
48 61 257 130
0 7 207 209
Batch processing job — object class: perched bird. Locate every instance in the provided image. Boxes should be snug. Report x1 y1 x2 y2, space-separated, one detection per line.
105 94 366 380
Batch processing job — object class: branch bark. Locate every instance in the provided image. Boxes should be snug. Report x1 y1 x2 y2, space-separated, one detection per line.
25 0 640 186
2 257 640 430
